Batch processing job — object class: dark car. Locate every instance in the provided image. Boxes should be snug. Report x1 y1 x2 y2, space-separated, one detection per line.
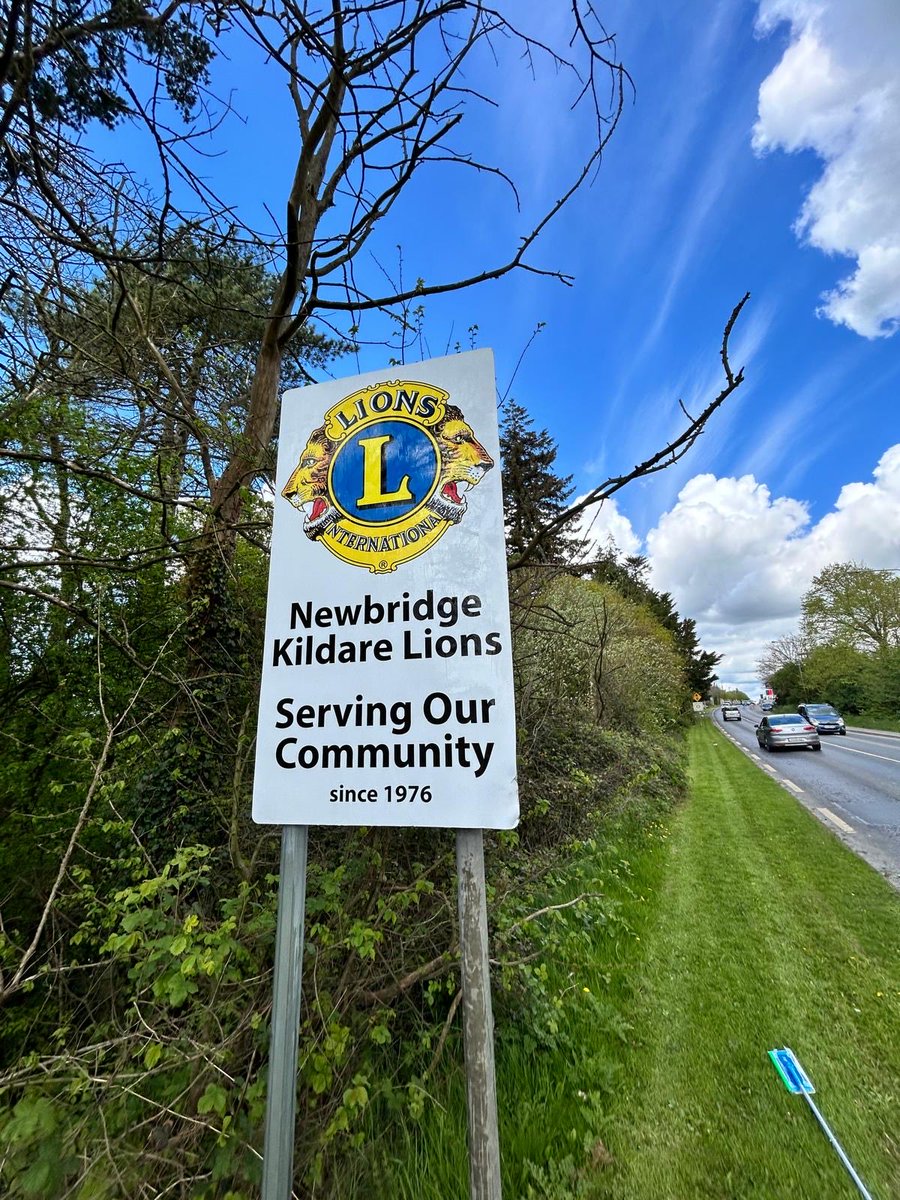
756 713 821 751
722 704 741 722
798 703 847 735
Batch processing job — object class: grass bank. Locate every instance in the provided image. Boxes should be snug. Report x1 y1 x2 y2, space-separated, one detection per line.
374 721 900 1199
847 713 900 734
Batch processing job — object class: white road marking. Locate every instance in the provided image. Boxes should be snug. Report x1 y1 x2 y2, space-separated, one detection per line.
762 763 778 773
783 779 804 794
827 743 900 765
845 809 876 828
817 807 854 834
750 753 761 761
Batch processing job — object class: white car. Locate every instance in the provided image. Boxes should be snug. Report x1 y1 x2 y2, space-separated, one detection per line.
722 704 741 722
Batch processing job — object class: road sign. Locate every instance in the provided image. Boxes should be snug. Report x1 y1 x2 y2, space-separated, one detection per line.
253 349 519 829
692 692 701 701
256 351 514 1199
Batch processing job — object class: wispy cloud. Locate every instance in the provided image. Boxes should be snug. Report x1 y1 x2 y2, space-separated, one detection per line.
609 0 747 271
736 351 856 482
601 122 756 460
639 123 752 359
603 292 774 532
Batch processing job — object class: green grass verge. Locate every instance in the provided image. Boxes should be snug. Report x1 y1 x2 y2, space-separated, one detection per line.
767 705 899 734
847 713 900 734
589 720 900 1199
368 722 900 1199
360 782 675 1200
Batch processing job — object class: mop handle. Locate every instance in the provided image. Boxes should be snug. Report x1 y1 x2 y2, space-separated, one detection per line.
801 1091 873 1200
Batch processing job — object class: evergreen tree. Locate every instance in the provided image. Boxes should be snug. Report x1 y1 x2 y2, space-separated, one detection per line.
677 618 723 696
499 400 575 562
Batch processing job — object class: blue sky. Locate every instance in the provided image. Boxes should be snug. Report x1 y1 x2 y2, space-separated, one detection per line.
98 0 900 693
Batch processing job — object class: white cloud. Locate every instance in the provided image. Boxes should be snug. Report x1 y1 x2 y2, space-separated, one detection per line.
568 445 900 689
571 495 642 561
647 473 810 624
753 0 900 338
801 442 900 565
644 443 900 688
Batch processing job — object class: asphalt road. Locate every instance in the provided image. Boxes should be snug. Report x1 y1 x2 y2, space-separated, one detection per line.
712 704 900 890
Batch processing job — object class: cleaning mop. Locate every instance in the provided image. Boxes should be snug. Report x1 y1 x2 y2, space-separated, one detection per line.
768 1047 873 1200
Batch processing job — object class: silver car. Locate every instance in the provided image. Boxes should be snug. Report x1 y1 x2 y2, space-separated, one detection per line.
756 713 821 752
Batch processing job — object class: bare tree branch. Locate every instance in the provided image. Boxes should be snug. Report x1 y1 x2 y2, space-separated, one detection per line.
509 292 751 570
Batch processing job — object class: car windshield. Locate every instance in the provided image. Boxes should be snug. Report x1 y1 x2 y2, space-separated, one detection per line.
771 715 804 725
806 705 838 716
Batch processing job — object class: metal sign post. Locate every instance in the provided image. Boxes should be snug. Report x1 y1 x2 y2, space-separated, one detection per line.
261 825 309 1200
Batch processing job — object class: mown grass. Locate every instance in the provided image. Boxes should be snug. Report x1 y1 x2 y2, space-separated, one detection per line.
589 720 900 1200
847 713 900 734
369 721 900 1199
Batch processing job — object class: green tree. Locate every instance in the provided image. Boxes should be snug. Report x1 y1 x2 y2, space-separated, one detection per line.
757 631 814 693
675 617 722 697
864 647 900 715
768 661 805 707
591 552 722 696
0 1 212 154
0 236 350 940
803 643 872 713
499 400 575 563
0 1 217 331
802 563 900 651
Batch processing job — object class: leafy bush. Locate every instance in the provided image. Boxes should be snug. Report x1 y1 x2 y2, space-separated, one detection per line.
0 563 692 1195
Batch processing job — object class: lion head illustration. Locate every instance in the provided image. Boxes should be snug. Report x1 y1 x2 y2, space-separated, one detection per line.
281 427 340 539
426 404 494 524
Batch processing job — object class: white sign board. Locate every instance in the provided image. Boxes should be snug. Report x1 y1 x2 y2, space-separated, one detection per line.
253 349 519 828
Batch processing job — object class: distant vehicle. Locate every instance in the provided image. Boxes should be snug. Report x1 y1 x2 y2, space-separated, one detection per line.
756 714 821 752
722 704 741 722
760 702 774 712
798 703 847 735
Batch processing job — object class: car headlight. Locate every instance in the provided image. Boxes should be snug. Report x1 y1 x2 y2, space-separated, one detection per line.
838 718 845 726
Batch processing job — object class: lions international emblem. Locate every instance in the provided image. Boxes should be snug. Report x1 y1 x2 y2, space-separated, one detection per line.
281 379 494 573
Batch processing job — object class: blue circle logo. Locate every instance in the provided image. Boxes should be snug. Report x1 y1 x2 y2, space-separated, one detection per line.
329 419 439 523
